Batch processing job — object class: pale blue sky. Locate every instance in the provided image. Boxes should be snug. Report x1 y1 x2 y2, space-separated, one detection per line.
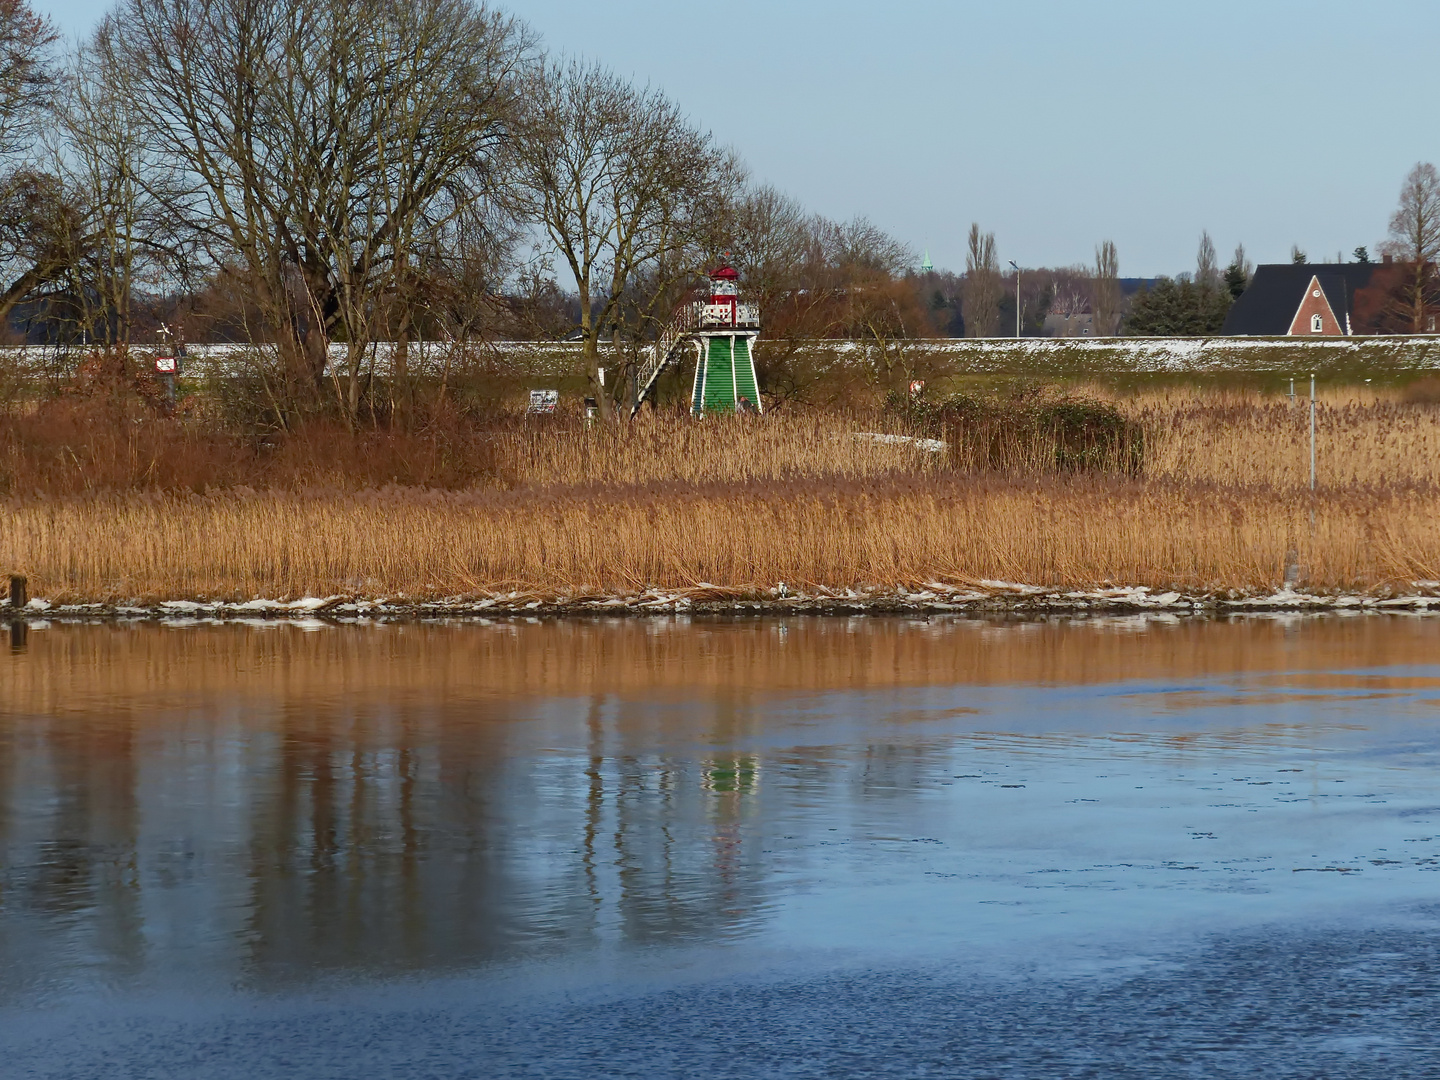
36 0 1440 276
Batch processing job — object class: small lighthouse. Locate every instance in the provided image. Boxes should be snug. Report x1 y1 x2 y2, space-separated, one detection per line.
630 260 762 417
689 263 761 416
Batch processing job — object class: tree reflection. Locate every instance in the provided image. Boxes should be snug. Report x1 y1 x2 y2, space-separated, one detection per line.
2 614 1436 996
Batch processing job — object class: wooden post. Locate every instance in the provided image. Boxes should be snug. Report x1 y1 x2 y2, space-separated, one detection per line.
8 574 25 608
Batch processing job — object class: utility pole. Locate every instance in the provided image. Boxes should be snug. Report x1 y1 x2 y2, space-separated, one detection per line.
1008 261 1021 337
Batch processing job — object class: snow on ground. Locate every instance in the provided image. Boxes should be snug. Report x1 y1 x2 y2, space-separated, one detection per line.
7 336 1440 382
6 583 1440 622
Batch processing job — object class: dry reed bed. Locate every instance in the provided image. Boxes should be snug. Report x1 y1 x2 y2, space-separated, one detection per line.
0 401 940 494
5 388 1440 601
1131 388 1440 487
497 412 940 486
7 389 1440 491
504 392 1440 489
3 479 1436 601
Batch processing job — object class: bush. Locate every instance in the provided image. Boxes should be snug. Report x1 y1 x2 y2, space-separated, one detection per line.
894 388 1144 475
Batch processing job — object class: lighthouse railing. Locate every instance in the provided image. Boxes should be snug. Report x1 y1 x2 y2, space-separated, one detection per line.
631 301 702 416
630 296 761 416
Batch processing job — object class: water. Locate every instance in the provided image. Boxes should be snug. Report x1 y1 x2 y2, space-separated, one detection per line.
2 614 1439 1077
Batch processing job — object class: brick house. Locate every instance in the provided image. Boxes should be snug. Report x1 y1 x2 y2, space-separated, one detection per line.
1222 263 1374 335
1222 260 1437 335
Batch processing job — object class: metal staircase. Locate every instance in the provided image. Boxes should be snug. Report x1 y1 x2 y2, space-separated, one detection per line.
631 301 700 417
629 298 761 417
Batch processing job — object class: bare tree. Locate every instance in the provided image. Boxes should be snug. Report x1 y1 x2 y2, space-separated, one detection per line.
93 0 533 424
0 169 75 331
1195 230 1219 292
47 49 181 350
506 58 740 420
0 0 56 156
1231 243 1253 279
726 184 809 315
1092 239 1119 336
1382 161 1440 333
962 223 1000 337
0 0 66 332
1223 243 1252 300
719 199 927 404
818 215 911 278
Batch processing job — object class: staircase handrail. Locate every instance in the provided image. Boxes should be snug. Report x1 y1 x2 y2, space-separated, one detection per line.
631 300 702 415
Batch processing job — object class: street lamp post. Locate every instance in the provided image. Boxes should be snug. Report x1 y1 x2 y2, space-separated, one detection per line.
1008 260 1021 337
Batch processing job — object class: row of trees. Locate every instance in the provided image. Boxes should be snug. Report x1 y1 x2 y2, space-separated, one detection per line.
1127 163 1440 336
2 0 929 423
949 163 1440 340
6 0 1440 425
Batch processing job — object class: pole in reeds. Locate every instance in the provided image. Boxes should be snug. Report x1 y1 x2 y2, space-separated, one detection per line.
1309 374 1316 491
7 574 25 609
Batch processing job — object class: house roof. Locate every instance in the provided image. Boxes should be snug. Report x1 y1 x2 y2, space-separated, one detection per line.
1222 263 1375 335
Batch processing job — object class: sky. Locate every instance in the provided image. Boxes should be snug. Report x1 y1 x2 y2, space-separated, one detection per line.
35 0 1440 277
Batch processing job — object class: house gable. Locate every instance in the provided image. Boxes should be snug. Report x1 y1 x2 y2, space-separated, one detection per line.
1222 263 1374 335
1287 275 1343 335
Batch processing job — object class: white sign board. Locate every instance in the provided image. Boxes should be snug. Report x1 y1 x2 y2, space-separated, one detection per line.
527 389 559 414
155 356 177 374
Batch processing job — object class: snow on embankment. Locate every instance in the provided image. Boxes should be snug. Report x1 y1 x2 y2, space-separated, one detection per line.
805 336 1440 376
8 336 1440 382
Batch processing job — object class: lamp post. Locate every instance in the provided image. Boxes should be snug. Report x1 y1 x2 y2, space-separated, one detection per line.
1008 260 1021 337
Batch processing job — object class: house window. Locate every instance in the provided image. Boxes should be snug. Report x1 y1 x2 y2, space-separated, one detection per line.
1311 313 1324 333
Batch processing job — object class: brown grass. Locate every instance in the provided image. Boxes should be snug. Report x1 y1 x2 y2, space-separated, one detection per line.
3 384 1440 601
3 478 1437 601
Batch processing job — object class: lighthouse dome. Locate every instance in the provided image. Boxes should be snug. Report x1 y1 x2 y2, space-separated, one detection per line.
709 263 738 297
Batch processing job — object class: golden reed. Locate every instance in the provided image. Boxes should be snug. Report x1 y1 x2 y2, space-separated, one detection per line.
2 387 1439 601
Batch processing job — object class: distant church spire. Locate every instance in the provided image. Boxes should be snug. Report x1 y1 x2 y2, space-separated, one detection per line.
920 249 934 273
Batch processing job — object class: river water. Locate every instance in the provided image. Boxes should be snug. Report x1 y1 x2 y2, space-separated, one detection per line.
2 615 1439 1078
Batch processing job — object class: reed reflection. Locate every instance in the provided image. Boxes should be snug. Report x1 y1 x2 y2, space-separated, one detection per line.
1 613 1437 998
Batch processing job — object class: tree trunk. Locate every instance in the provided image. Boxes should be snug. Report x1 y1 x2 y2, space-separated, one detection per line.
583 334 610 421
393 325 409 427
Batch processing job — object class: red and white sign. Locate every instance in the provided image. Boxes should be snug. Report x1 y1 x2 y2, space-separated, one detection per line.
155 356 177 374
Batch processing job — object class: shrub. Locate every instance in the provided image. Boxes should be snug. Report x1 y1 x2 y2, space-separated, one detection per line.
895 389 1144 475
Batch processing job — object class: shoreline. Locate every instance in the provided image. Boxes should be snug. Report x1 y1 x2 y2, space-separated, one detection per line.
7 583 1440 623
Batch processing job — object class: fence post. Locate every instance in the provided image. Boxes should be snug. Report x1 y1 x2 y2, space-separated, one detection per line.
8 574 25 609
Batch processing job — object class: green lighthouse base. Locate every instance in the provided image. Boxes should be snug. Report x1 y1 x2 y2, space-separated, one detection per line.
691 333 761 416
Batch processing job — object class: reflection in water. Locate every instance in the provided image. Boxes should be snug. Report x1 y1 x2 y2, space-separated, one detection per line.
1 614 1439 1013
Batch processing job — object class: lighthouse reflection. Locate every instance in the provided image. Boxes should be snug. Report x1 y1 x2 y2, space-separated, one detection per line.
4 613 1440 999
1 673 901 991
